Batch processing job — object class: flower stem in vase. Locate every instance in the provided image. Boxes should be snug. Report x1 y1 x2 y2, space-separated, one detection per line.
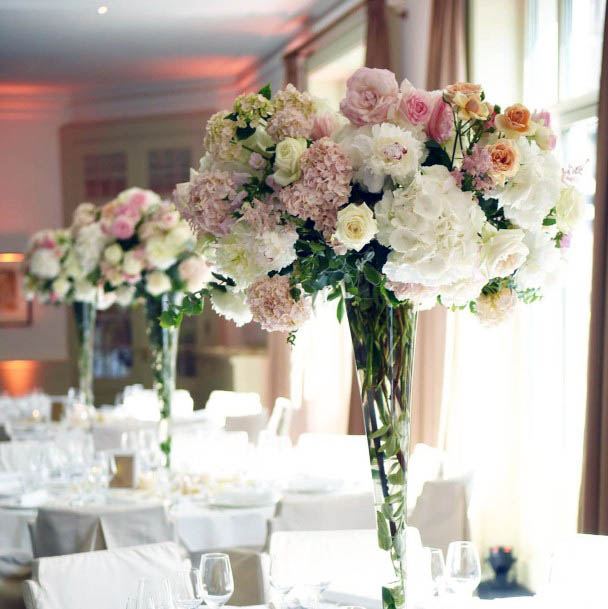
347 282 417 609
145 293 180 467
73 300 97 408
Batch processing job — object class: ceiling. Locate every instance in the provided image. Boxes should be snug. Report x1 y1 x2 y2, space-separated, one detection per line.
0 0 341 91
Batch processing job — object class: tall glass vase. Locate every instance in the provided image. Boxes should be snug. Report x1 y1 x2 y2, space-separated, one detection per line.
347 287 417 609
144 293 180 465
73 301 97 407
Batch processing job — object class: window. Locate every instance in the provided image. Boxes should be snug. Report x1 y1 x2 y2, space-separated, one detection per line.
148 147 191 196
83 152 127 199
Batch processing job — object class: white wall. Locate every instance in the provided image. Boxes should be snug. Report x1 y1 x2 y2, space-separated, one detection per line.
0 99 69 361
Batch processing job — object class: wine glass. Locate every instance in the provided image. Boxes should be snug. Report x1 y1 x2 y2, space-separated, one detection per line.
425 547 446 598
199 553 234 609
171 569 203 609
445 541 481 598
137 577 175 609
269 553 294 608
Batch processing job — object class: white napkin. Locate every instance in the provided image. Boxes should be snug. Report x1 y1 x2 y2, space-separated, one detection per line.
18 489 49 507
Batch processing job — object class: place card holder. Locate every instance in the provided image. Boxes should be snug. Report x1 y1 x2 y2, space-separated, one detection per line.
110 452 138 489
50 401 65 422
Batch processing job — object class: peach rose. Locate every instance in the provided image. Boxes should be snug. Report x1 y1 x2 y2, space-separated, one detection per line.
495 104 536 138
444 82 489 121
444 82 482 101
488 139 520 183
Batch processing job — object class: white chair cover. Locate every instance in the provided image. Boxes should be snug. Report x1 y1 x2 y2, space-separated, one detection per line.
22 542 186 609
31 504 175 558
274 492 376 531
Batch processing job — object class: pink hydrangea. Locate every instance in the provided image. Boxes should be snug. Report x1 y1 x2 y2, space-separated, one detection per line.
426 94 453 143
310 113 341 140
241 197 282 233
179 169 247 237
267 108 313 141
279 138 352 237
340 67 399 126
246 274 312 332
462 144 492 176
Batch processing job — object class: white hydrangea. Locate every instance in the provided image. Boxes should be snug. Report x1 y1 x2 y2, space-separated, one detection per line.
377 166 486 289
30 249 61 279
342 122 425 192
214 221 297 288
210 287 253 327
74 279 97 303
440 274 487 308
145 235 179 270
495 138 561 230
75 222 108 274
514 230 561 290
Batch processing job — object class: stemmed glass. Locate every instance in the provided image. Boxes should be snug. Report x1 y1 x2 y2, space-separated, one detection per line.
170 569 203 609
199 553 234 609
136 577 175 609
445 541 481 599
269 554 294 609
425 547 446 599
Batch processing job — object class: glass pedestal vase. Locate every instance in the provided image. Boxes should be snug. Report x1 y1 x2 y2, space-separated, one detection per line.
145 293 180 466
73 301 97 408
347 294 417 609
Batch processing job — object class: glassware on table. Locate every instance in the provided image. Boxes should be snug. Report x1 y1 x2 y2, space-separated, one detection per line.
445 541 481 598
125 597 137 609
269 554 294 609
136 577 175 609
199 553 234 609
425 547 446 598
170 569 203 609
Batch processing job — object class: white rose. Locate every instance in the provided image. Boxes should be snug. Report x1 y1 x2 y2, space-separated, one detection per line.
476 288 519 326
272 137 307 186
178 256 213 293
115 285 136 307
30 249 60 279
96 288 117 311
52 275 71 299
555 186 584 233
242 126 274 155
481 228 529 279
145 236 178 270
335 203 378 251
146 270 172 296
210 287 252 327
534 125 556 151
74 280 97 303
75 222 108 273
104 243 123 265
165 221 194 250
122 251 143 277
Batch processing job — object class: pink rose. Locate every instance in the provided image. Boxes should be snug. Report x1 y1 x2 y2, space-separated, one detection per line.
399 90 432 125
110 216 135 240
339 67 399 126
532 109 552 128
426 95 453 143
311 113 340 140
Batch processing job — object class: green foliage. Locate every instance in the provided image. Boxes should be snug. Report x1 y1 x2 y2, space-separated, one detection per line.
258 84 272 100
423 140 452 169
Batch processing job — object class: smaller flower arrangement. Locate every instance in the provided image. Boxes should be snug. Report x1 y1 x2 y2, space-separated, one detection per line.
97 187 213 303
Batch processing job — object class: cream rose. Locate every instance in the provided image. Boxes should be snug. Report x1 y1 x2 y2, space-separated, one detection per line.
72 202 97 229
481 228 529 279
122 251 143 277
556 186 584 233
496 104 536 138
272 137 307 186
104 243 123 265
115 285 136 307
146 270 172 297
178 256 213 293
335 203 378 251
488 139 520 182
52 275 71 299
30 249 60 279
74 279 97 303
145 236 178 270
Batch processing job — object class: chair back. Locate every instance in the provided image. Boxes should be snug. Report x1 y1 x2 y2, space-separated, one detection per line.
265 397 296 437
22 542 186 609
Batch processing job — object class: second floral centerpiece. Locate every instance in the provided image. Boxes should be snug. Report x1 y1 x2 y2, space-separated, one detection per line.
165 69 582 609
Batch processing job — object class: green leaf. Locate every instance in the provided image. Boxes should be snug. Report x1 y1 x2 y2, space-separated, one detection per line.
423 139 452 169
376 511 392 551
336 297 345 322
258 84 272 100
363 264 383 287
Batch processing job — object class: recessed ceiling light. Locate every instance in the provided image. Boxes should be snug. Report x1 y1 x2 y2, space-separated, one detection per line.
97 5 108 15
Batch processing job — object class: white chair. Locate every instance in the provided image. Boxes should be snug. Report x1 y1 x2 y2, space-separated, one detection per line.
539 534 608 608
22 542 187 609
273 492 376 532
294 433 371 485
268 528 427 609
265 397 298 437
206 391 268 443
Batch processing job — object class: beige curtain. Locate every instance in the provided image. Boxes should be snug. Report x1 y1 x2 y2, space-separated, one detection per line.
365 0 391 69
579 3 608 535
426 0 468 90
